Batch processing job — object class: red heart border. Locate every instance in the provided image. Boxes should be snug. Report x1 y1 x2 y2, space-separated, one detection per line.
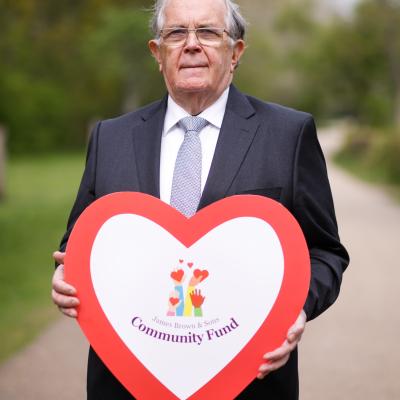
65 192 310 399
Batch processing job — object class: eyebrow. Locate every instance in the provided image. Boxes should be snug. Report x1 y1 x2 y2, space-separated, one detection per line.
163 21 222 29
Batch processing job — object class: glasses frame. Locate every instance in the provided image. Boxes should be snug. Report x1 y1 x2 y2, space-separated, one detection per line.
159 27 232 47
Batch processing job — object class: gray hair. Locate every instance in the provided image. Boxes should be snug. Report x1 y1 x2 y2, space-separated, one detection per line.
150 0 247 41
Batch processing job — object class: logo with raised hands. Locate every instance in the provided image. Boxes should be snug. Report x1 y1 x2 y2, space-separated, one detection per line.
167 261 209 317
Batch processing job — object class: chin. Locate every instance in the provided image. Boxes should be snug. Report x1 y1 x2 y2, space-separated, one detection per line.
176 79 209 93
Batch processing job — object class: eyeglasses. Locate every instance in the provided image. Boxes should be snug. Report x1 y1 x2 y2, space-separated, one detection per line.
159 27 231 47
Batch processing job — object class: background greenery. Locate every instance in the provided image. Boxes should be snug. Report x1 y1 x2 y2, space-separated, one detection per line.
0 153 84 360
1 0 399 155
0 0 399 361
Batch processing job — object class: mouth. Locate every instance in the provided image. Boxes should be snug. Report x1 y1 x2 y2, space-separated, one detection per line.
180 65 208 69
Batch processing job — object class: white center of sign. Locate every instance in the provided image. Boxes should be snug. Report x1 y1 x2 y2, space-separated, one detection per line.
91 215 284 400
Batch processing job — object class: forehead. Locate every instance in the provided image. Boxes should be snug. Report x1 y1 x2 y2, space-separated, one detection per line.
163 0 227 27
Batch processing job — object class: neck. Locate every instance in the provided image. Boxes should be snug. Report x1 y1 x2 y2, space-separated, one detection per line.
170 85 230 116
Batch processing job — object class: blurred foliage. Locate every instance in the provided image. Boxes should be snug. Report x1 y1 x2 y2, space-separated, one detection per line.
236 0 400 192
335 125 400 187
311 0 400 126
0 0 155 153
322 0 400 191
237 0 400 127
0 0 399 154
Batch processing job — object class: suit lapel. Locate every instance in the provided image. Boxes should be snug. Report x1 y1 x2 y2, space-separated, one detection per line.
132 97 167 198
132 87 259 205
198 85 260 210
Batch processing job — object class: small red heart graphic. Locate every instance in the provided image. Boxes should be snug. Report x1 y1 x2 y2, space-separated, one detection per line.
179 259 184 264
169 297 180 306
187 262 194 268
193 269 209 282
170 269 184 282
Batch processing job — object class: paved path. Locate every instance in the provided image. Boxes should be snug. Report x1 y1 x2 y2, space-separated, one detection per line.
1 127 399 399
299 127 400 399
0 316 88 399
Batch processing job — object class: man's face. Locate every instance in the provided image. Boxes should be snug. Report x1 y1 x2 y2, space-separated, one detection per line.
149 0 245 101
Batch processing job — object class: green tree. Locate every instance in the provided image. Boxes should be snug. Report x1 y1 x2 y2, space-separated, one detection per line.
303 0 400 126
81 5 164 115
0 0 154 154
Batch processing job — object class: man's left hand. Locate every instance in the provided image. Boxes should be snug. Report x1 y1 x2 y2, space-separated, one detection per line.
257 310 306 379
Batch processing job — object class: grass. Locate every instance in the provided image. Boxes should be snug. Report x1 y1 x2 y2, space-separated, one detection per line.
0 152 85 362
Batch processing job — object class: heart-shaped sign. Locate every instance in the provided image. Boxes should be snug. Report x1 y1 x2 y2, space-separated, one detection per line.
65 192 309 400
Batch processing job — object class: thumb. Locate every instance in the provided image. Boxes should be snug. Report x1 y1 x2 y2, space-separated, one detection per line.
53 251 66 265
288 311 306 342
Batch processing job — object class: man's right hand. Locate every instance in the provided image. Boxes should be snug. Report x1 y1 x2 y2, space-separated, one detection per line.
51 251 79 318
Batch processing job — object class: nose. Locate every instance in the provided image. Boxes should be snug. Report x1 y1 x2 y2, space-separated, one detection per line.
183 30 202 52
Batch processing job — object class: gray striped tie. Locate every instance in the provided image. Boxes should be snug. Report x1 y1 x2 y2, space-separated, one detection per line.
170 116 209 217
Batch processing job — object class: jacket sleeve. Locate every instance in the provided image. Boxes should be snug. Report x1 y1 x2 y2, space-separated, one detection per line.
58 122 101 254
292 117 349 321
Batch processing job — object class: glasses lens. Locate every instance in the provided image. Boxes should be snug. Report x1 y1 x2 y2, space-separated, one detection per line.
196 28 224 45
163 29 188 45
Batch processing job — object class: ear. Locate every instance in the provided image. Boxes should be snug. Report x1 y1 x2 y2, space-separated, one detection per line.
231 39 246 72
148 40 163 73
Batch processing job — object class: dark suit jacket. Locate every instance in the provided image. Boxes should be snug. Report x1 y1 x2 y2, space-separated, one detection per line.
60 85 349 400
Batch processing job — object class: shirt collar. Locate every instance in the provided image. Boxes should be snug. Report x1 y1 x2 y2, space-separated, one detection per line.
163 86 230 136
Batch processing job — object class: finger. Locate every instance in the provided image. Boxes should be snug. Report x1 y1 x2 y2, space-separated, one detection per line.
258 353 290 378
257 362 272 379
52 289 80 308
52 266 77 295
257 372 266 380
59 307 78 318
52 263 64 280
288 317 305 336
53 251 66 265
271 354 290 370
288 329 304 344
287 325 304 343
263 340 296 362
263 341 289 361
52 278 77 296
291 309 306 328
288 321 306 343
263 354 290 373
258 362 271 374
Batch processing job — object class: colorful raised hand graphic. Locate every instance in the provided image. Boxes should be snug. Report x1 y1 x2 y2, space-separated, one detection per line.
190 289 205 317
167 290 181 316
170 268 185 316
168 262 209 317
184 269 209 316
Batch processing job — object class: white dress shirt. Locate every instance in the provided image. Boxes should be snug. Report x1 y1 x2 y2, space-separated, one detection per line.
159 86 230 204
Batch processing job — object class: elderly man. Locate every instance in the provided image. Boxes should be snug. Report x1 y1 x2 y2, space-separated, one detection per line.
52 0 349 399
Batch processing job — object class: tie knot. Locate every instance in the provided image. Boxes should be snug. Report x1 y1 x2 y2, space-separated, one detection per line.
179 116 208 134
